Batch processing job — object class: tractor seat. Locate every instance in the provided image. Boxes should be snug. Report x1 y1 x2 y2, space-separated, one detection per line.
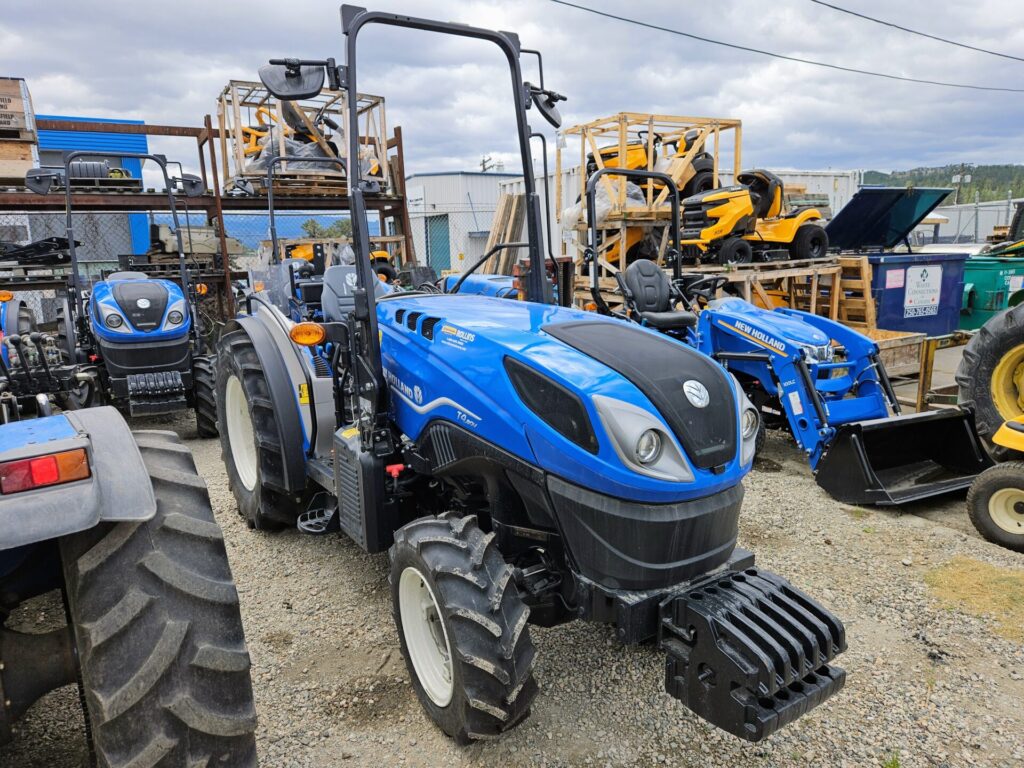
106 271 149 281
622 259 697 331
321 266 359 322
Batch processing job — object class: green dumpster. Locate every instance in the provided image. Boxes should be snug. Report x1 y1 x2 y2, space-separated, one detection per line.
960 256 1024 330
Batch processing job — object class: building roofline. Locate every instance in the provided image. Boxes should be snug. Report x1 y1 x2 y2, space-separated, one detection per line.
405 171 521 180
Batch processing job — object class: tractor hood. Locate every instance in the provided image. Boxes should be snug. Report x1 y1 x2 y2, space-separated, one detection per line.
825 186 952 250
376 293 751 503
708 298 830 348
91 276 190 342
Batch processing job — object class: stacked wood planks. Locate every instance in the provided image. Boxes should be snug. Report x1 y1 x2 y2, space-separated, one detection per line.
0 77 38 182
482 193 526 274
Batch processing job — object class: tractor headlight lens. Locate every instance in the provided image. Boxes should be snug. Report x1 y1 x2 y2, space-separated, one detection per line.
166 310 184 325
635 429 662 465
105 313 124 329
742 408 759 440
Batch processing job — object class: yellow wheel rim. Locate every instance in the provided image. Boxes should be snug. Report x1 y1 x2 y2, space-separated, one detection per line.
988 487 1024 534
990 343 1024 419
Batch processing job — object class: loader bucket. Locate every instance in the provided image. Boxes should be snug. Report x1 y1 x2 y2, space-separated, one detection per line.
815 409 994 505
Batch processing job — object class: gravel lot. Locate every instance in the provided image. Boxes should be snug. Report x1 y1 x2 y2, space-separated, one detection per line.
3 417 1023 768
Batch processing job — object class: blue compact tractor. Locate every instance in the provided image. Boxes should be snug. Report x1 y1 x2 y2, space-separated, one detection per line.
216 6 846 745
585 168 992 505
22 153 218 434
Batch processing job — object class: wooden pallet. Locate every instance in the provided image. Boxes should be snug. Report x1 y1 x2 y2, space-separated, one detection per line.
482 193 526 274
243 172 349 198
835 256 877 328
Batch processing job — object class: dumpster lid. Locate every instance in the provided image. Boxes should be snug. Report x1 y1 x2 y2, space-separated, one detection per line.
826 186 952 250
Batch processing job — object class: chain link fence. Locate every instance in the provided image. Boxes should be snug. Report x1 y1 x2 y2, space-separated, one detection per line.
409 207 498 276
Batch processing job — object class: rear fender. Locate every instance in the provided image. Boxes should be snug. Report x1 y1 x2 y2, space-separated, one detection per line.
0 407 156 551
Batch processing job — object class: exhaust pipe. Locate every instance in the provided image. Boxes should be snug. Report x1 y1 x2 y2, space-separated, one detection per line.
814 409 994 505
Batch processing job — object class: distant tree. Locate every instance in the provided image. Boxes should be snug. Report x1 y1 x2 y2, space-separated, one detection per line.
301 218 352 239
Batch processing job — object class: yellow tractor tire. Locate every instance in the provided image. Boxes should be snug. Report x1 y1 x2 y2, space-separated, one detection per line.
957 304 1024 459
966 462 1024 551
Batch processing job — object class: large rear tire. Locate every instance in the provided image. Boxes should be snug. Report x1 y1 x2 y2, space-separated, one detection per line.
216 329 300 530
16 302 36 335
59 430 257 766
56 308 97 411
390 513 538 743
957 305 1024 459
192 355 219 438
966 462 1024 552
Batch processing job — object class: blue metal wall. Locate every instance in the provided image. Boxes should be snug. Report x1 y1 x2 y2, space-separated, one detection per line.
36 115 150 254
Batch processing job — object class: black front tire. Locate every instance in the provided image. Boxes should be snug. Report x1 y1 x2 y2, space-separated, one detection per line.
216 329 300 530
966 463 1024 552
390 513 538 743
56 308 97 411
192 355 219 438
788 224 829 260
59 430 257 766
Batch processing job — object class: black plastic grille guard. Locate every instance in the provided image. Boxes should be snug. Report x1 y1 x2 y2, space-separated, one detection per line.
659 567 846 741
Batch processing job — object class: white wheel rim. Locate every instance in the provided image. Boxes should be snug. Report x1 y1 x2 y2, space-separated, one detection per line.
225 375 258 491
988 488 1024 534
399 566 454 707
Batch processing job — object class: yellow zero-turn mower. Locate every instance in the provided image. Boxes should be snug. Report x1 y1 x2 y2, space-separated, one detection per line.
966 417 1024 551
680 169 829 264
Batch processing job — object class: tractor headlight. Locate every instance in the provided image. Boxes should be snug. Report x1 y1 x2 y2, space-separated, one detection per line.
593 395 693 482
800 343 834 363
166 310 184 325
742 408 759 440
635 429 662 464
105 313 124 329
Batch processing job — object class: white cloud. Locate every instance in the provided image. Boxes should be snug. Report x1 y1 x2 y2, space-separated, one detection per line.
2 0 1023 177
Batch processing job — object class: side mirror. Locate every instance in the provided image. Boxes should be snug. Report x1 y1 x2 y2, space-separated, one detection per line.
258 61 325 101
179 173 205 198
527 84 565 129
24 168 59 195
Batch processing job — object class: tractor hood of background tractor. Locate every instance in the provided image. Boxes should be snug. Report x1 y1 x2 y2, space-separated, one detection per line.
709 298 831 348
91 277 190 342
825 186 952 250
377 293 748 504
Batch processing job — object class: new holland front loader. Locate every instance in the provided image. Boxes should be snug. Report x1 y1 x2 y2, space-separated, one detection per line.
215 5 846 746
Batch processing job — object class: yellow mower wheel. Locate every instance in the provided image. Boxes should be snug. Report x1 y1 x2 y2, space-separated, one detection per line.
990 342 1024 419
967 462 1024 552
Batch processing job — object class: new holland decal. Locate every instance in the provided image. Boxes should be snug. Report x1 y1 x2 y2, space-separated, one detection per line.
724 320 787 353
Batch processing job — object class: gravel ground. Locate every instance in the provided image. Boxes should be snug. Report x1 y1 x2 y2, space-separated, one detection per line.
2 416 1023 768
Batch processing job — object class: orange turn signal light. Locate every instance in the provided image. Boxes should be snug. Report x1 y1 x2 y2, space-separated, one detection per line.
195 282 209 296
289 322 326 346
0 290 13 303
0 448 90 494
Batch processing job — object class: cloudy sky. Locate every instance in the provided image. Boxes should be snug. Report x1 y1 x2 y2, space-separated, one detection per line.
2 0 1023 178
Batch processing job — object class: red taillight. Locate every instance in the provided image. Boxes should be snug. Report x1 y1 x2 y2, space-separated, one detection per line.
0 449 90 494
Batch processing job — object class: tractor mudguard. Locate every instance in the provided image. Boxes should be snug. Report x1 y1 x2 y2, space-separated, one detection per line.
228 313 308 494
0 407 156 550
814 409 994 505
660 563 846 741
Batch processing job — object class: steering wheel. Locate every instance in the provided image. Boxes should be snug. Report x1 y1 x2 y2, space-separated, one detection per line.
676 275 730 308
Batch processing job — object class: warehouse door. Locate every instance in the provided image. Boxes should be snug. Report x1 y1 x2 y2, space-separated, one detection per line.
425 215 451 272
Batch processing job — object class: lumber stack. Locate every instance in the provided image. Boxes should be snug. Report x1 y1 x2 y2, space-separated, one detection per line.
482 193 526 274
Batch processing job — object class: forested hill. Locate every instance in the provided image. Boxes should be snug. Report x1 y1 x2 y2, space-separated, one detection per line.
863 165 1024 203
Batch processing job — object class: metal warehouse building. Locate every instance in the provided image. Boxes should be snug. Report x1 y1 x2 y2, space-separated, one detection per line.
405 171 519 274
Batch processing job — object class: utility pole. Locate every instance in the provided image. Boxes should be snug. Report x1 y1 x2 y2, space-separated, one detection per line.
974 190 980 243
480 155 494 172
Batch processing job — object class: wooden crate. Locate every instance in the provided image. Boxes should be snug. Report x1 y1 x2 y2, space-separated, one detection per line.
217 80 389 194
835 256 877 328
0 78 36 142
865 328 925 377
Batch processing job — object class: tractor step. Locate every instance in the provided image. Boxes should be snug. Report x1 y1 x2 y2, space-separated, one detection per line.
296 493 340 536
659 567 846 742
126 371 187 416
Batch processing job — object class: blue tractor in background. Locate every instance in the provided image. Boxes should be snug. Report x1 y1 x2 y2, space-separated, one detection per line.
215 6 846 746
22 153 218 434
585 168 992 505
